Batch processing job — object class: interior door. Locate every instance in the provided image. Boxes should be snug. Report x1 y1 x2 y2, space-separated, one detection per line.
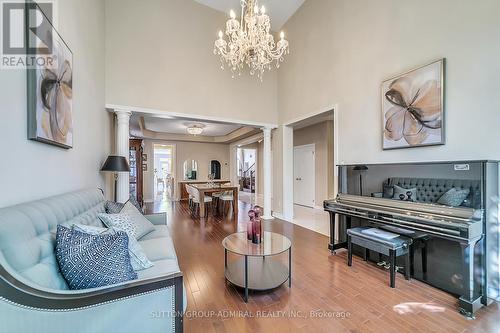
294 144 315 207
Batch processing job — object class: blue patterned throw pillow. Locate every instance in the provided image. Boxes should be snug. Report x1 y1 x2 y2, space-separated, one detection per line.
105 195 143 214
104 200 125 214
55 225 137 290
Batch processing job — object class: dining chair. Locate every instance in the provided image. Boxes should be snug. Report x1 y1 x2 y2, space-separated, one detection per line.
219 190 234 217
187 185 213 218
186 185 196 212
211 191 223 215
185 183 194 210
157 177 165 192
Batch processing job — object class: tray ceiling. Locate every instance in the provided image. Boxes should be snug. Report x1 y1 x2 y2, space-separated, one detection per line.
143 117 243 136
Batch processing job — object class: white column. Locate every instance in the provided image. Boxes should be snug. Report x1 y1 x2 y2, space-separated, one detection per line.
115 110 131 203
262 127 273 219
282 125 294 221
229 145 238 186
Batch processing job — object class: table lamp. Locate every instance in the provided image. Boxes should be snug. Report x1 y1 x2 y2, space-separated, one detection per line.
101 155 130 201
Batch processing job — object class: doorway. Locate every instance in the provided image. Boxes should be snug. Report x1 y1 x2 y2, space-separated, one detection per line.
237 147 257 193
293 144 315 207
280 108 336 235
153 144 174 202
234 140 263 206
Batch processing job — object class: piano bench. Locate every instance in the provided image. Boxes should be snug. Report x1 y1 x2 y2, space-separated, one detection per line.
347 227 413 288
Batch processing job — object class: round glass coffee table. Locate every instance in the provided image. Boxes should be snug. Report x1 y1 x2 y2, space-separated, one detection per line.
222 231 292 302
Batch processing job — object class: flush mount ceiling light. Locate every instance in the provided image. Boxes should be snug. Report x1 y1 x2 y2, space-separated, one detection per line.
213 0 289 81
186 124 205 136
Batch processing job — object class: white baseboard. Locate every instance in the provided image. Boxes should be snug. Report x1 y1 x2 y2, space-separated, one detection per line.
294 204 324 211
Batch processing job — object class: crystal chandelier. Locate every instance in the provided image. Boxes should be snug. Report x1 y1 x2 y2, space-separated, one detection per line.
213 0 289 80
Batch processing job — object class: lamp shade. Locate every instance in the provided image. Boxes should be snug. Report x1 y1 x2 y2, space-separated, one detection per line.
101 155 130 172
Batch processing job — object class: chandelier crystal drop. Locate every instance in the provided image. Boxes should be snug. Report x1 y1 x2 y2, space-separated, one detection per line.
213 0 289 81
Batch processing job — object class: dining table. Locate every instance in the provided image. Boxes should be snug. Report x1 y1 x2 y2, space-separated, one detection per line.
190 183 239 217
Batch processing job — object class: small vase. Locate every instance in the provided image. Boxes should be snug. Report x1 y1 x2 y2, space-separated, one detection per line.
253 205 262 218
253 205 263 244
247 210 256 241
253 217 261 244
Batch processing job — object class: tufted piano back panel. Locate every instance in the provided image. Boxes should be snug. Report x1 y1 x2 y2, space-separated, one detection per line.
0 189 106 291
386 177 482 208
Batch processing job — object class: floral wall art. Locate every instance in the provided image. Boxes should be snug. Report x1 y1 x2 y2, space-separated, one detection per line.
382 59 444 150
27 4 73 149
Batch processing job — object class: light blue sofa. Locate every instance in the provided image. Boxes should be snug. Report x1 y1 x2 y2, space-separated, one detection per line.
0 189 184 332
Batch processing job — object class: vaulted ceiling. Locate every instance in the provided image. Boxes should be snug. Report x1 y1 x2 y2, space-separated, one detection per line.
193 0 306 30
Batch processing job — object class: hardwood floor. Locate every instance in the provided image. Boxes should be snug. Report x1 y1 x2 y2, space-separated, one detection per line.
146 200 500 333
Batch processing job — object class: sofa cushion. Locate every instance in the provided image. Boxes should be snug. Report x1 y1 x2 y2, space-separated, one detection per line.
55 225 137 290
139 225 170 240
119 202 155 238
140 236 177 261
137 258 180 280
73 224 154 271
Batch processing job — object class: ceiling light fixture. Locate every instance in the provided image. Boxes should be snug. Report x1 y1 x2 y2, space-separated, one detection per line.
213 0 289 81
186 124 204 136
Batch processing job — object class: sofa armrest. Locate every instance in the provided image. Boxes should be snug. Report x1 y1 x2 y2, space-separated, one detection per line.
0 264 183 331
145 212 167 226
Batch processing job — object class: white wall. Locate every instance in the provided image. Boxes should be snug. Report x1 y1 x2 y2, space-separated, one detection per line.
0 0 108 208
105 0 278 125
278 0 500 164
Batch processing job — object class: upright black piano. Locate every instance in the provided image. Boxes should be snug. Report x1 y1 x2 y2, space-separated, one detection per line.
324 161 499 317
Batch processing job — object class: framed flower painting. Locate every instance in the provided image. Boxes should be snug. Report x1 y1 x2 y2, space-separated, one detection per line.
382 59 444 150
27 3 73 149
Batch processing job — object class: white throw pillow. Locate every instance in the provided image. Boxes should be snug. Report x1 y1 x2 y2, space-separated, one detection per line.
98 213 137 238
118 202 156 239
392 185 417 202
72 223 154 271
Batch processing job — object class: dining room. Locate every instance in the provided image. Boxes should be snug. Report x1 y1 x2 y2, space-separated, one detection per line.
131 113 267 217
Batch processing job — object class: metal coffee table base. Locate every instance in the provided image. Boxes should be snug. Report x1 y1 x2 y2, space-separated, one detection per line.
224 249 292 302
